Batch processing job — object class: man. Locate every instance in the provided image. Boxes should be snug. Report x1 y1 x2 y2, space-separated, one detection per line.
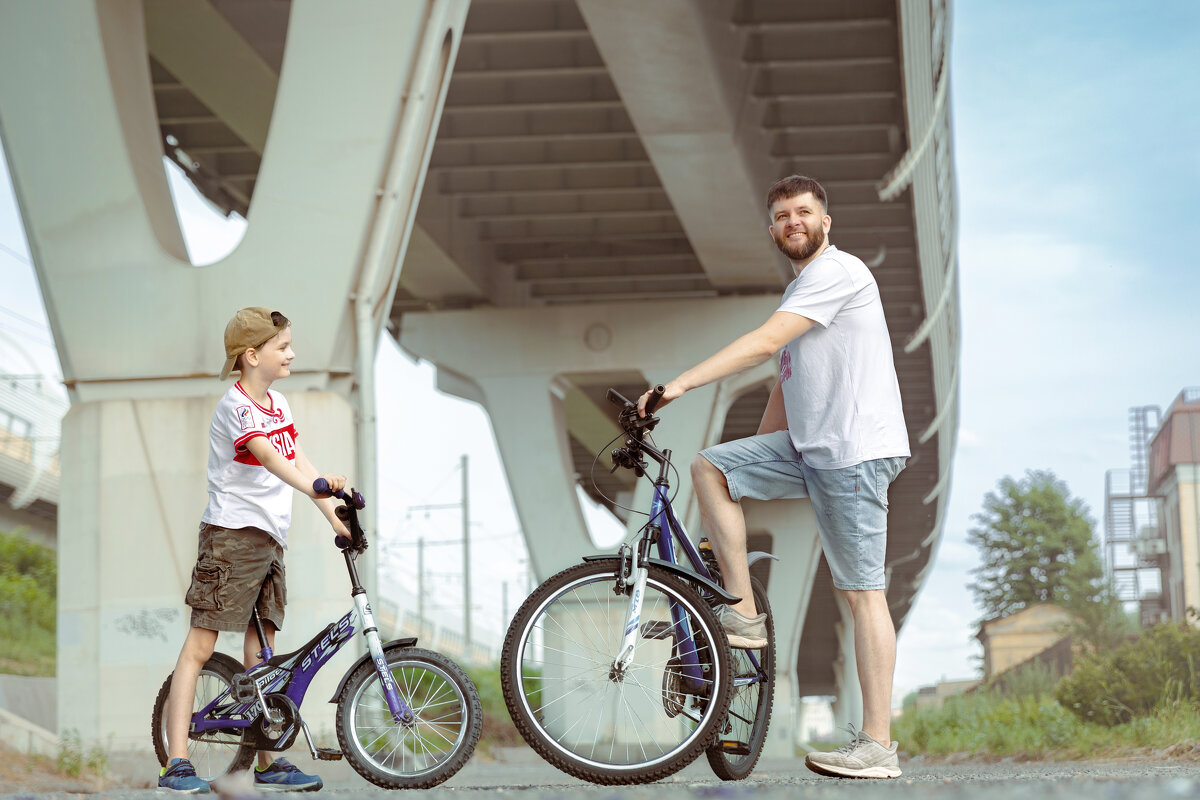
637 175 910 779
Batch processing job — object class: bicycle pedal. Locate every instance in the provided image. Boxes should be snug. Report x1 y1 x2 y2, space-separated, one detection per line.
718 740 751 756
640 620 673 640
314 748 343 761
230 673 257 704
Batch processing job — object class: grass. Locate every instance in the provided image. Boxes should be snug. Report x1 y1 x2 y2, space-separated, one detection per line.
894 690 1200 761
0 734 112 794
465 664 528 759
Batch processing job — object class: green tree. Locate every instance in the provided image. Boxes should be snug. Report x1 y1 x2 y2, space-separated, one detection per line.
968 470 1107 620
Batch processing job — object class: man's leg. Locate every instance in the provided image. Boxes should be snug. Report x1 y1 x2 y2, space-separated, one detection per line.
692 454 757 618
166 626 219 760
840 588 896 745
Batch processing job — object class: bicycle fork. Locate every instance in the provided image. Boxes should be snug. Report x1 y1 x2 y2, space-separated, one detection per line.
354 592 415 725
611 543 706 694
612 544 649 677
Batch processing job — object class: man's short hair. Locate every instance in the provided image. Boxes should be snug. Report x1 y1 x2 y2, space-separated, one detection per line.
766 175 828 214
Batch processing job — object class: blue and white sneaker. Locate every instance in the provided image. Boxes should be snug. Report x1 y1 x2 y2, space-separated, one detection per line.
158 758 211 794
253 758 323 792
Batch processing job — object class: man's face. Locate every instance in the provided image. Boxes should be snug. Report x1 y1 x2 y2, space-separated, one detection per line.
769 192 831 262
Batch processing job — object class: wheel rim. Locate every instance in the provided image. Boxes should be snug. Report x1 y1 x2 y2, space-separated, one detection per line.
161 667 247 781
515 570 724 771
348 658 469 777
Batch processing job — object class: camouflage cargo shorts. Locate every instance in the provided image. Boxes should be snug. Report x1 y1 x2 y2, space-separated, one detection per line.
185 523 286 632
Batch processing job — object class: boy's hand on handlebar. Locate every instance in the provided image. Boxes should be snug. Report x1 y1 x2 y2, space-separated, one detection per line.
331 517 351 548
637 382 682 417
312 474 347 498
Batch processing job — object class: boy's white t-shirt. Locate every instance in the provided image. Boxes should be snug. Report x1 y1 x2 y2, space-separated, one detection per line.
776 244 910 469
202 382 298 547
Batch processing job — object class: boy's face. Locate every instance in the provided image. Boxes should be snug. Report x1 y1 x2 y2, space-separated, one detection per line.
248 325 294 381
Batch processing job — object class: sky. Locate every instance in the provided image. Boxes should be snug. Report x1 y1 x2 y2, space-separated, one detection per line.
2 1 1199 704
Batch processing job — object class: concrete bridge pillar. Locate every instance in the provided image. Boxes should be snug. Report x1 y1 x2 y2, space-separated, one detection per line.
0 0 467 746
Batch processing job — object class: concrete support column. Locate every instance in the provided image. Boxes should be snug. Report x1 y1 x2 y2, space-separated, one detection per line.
0 1 468 745
58 393 354 746
740 498 821 757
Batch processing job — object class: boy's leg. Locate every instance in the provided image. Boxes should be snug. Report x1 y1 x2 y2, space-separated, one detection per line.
166 626 219 760
243 620 279 770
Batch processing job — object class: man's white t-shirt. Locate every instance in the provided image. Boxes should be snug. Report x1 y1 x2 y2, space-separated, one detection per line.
776 244 910 469
202 382 298 547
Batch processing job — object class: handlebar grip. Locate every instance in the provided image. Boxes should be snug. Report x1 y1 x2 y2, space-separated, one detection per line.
606 388 634 408
313 478 344 499
644 384 666 414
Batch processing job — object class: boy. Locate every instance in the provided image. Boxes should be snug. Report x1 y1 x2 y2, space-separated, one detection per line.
159 307 349 794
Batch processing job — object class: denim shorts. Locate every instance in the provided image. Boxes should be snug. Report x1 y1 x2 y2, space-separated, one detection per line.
699 431 906 591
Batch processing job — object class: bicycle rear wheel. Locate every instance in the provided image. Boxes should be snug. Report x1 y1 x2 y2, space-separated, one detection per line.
501 560 732 784
150 652 256 781
706 576 774 780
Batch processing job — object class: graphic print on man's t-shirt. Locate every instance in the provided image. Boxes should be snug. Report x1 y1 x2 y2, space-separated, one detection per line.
780 348 793 382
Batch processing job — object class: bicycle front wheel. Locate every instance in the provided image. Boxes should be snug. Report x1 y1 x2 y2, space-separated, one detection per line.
336 646 482 789
706 576 775 780
501 561 732 784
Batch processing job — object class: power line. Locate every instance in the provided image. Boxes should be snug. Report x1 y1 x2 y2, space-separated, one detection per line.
0 240 31 265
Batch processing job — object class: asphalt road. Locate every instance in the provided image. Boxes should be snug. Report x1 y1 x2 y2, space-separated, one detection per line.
3 752 1199 800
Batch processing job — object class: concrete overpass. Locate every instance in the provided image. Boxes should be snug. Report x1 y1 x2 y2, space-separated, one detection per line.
0 0 958 752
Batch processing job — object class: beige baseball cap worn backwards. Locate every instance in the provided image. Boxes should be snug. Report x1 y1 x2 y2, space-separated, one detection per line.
220 307 288 380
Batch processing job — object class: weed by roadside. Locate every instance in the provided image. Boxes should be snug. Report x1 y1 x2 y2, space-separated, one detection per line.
895 691 1200 761
0 735 114 793
465 664 529 759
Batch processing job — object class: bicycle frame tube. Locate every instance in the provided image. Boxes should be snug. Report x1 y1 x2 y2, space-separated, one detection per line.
191 608 358 733
654 485 765 685
647 485 712 693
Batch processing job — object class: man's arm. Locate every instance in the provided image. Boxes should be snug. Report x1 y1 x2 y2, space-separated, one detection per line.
639 311 815 414
757 379 787 435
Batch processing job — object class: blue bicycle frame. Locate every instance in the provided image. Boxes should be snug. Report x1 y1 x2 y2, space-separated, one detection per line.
648 483 768 693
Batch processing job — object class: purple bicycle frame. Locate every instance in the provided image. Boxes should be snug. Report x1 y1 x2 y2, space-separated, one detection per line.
190 605 411 734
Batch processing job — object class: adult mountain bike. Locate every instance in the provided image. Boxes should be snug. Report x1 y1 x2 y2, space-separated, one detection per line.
500 386 775 784
150 480 482 789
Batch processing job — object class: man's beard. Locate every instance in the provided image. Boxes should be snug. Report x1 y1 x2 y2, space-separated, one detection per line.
774 227 826 261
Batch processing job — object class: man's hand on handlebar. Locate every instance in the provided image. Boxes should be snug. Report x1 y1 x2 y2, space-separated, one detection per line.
637 381 683 418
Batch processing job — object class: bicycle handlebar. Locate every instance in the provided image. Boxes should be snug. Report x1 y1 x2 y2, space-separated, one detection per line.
313 479 368 552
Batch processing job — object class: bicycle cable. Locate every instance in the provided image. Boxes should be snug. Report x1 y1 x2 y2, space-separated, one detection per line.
587 429 651 519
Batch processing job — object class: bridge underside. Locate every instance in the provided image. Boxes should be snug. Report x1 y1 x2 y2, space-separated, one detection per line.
142 0 956 701
2 0 957 745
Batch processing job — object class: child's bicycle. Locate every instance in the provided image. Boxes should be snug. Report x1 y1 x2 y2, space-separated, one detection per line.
499 387 776 784
150 480 482 789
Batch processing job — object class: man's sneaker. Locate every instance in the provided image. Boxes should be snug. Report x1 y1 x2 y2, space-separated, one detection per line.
253 758 324 792
158 758 211 794
715 604 768 649
805 724 901 779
